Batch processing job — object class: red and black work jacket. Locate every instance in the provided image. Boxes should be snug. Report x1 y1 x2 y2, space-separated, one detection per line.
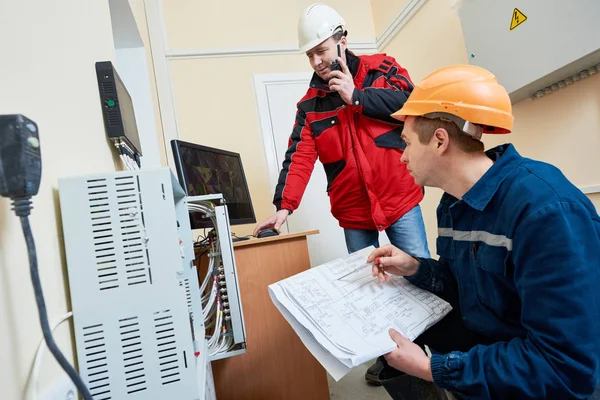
273 50 423 231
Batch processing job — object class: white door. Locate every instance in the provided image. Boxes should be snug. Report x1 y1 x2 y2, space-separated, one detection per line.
254 73 389 267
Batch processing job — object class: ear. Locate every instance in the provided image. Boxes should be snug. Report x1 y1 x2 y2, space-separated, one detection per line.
432 128 450 154
339 36 348 51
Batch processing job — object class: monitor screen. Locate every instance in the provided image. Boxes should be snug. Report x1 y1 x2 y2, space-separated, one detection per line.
171 140 256 228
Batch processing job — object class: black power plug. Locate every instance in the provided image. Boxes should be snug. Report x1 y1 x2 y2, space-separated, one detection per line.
0 114 42 215
0 114 93 399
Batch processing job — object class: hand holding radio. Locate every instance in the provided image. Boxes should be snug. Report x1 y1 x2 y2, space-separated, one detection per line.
330 44 342 73
328 45 355 105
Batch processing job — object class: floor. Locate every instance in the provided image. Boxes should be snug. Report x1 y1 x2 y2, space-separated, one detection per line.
327 363 600 400
327 360 388 400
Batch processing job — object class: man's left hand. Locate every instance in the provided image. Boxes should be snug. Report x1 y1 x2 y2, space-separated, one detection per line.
384 328 434 382
328 57 355 105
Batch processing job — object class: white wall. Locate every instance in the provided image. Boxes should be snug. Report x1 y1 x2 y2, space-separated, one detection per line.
0 1 118 398
110 0 162 168
138 0 379 236
115 47 161 168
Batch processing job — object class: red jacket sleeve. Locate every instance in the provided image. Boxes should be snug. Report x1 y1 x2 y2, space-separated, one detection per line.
272 107 317 212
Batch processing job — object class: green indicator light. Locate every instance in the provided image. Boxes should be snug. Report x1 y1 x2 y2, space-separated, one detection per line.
107 99 116 107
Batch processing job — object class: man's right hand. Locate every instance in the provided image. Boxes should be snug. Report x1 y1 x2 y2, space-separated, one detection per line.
252 209 290 236
367 244 420 283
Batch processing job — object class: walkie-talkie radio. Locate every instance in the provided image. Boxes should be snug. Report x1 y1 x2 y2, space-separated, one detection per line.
330 44 342 72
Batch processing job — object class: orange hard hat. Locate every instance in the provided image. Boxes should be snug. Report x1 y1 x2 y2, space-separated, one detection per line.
392 65 513 134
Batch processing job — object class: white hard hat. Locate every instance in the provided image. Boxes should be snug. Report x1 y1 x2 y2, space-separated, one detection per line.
297 3 345 54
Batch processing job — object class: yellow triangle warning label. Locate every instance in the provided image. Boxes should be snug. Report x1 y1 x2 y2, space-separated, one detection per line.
510 8 527 30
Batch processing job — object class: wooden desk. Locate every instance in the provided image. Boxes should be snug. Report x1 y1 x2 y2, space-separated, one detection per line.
210 230 329 400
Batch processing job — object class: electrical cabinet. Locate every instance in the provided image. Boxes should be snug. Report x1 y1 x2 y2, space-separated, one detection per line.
59 168 204 399
459 0 600 103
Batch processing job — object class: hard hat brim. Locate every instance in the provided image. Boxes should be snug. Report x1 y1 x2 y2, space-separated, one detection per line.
298 36 331 54
392 101 514 134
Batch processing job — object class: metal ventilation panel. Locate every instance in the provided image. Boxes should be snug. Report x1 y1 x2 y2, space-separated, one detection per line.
59 168 202 400
171 181 204 344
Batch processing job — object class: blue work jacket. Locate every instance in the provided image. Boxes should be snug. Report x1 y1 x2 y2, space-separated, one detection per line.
408 144 600 399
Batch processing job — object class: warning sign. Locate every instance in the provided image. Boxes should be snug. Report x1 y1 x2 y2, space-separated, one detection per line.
510 8 527 30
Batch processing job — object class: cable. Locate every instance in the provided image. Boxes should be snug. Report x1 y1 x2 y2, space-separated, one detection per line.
215 336 227 354
213 332 228 354
119 154 132 171
25 312 73 400
232 233 252 240
132 155 140 170
199 256 214 294
203 279 218 319
124 154 137 171
218 336 233 354
207 305 222 349
210 329 234 356
187 201 231 354
13 199 93 400
119 152 139 171
194 249 209 262
205 306 217 327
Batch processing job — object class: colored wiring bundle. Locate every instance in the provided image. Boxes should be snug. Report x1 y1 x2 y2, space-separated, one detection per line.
188 202 234 356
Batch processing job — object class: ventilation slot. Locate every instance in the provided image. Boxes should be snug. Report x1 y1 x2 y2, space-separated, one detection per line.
87 179 119 291
107 109 121 127
119 316 147 395
101 81 115 97
179 279 193 319
82 324 111 400
154 310 181 385
115 176 151 287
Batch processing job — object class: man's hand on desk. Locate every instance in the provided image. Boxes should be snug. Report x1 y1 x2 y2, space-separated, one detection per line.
385 328 433 382
252 209 289 236
367 245 420 283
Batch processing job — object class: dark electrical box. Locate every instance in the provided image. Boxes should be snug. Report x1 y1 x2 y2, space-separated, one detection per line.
95 61 142 156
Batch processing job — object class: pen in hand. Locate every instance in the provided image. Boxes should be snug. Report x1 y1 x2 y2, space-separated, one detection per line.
337 257 382 281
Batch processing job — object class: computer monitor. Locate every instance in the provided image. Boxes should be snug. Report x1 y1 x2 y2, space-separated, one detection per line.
171 140 256 229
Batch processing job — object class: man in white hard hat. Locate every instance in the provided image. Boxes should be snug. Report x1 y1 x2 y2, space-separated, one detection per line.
254 3 430 384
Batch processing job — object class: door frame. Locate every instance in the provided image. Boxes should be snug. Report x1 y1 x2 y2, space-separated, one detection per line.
252 73 312 194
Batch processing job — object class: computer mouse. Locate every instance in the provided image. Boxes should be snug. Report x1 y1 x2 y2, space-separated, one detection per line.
256 228 280 238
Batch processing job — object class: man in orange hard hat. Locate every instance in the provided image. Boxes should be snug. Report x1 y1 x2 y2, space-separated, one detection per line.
367 65 600 399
